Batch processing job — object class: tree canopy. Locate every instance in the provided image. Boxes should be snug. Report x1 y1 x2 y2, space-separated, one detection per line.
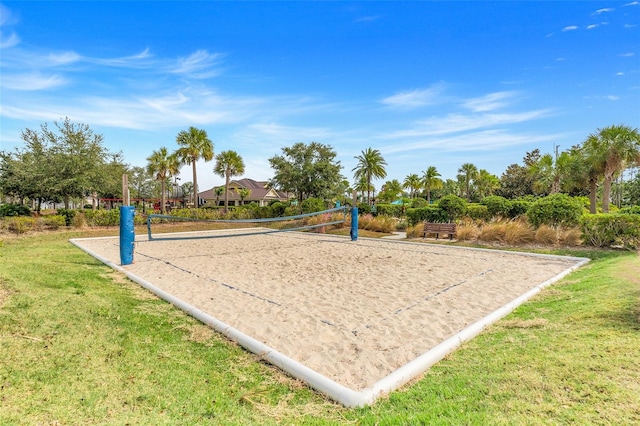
269 142 343 202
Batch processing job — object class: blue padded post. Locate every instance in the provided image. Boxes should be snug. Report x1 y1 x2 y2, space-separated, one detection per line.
350 207 358 241
119 206 135 265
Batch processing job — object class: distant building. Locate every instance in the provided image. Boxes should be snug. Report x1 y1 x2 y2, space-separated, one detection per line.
198 178 289 207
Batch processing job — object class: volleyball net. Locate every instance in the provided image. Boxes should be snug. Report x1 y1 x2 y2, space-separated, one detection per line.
145 206 348 241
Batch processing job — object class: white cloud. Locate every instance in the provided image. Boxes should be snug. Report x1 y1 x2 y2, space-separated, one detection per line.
562 25 579 31
168 49 224 78
380 83 447 109
355 16 380 23
384 109 551 140
48 51 81 65
0 30 19 48
592 8 615 15
607 95 620 101
624 1 639 6
587 24 599 30
617 72 625 76
381 129 562 154
619 52 635 57
0 73 67 90
462 91 517 112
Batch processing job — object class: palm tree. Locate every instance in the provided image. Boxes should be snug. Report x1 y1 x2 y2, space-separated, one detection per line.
352 148 387 205
475 169 500 199
238 187 251 204
422 166 443 204
175 127 214 209
214 186 224 206
214 150 245 213
353 176 373 204
380 179 403 203
146 147 180 214
403 173 422 199
457 162 478 201
584 125 640 213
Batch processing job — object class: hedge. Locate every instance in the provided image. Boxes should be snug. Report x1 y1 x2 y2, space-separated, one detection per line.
581 213 640 250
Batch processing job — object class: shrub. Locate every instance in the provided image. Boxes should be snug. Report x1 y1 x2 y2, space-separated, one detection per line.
527 194 583 228
269 202 287 217
437 195 467 222
300 197 326 214
619 205 640 215
56 208 77 226
455 223 479 242
534 225 558 245
406 224 422 238
477 222 506 242
481 195 512 218
410 198 428 208
376 203 405 218
405 206 447 226
581 214 640 250
465 204 490 221
6 217 36 234
502 221 535 245
509 199 533 218
42 215 67 230
358 214 396 233
558 228 582 246
0 204 31 217
357 203 372 215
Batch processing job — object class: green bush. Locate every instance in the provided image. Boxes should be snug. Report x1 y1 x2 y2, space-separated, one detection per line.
465 204 490 221
42 215 66 230
269 202 287 217
437 195 467 222
405 206 447 226
6 217 36 234
83 209 120 226
376 203 404 218
410 198 428 208
509 199 533 218
527 194 583 228
0 204 31 217
300 197 326 214
581 213 640 250
356 203 372 215
56 208 77 226
619 205 640 215
481 195 511 218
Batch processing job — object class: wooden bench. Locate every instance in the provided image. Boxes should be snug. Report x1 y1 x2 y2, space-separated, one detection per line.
423 222 457 240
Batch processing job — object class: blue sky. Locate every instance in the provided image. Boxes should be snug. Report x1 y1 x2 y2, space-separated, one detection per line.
1 1 638 192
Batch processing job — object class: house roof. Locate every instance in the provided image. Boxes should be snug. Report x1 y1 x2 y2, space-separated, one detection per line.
198 178 288 201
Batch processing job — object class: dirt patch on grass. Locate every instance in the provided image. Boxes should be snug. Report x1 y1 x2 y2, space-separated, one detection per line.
0 279 10 307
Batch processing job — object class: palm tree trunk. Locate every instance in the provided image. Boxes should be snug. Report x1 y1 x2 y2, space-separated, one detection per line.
192 161 198 208
161 180 166 214
602 176 612 213
588 178 597 214
224 172 230 214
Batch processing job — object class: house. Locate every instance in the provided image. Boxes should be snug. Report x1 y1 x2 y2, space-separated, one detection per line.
198 178 290 207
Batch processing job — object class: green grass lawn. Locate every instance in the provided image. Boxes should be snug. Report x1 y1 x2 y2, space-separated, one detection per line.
0 231 638 425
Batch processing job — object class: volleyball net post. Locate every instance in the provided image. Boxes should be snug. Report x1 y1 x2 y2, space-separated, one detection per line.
119 205 135 265
351 190 358 241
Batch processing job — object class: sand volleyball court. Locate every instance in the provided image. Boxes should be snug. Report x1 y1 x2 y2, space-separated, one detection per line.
71 231 588 406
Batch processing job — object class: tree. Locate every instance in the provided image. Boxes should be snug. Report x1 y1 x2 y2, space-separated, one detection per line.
497 149 542 199
175 127 214 209
214 187 224 206
422 166 442 204
353 176 373 204
0 119 111 210
352 148 387 205
269 142 343 203
146 147 180 214
378 179 403 203
475 169 500 199
583 125 640 213
181 181 194 205
403 173 422 199
238 187 251 204
457 163 478 201
214 150 245 213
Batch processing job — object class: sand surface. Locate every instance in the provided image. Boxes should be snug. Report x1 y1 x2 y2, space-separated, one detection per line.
73 231 584 391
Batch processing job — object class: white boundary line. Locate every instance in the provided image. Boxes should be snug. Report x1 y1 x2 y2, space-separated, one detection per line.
69 235 589 407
